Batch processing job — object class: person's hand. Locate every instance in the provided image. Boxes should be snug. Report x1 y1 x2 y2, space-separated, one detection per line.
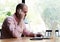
36 33 44 37
19 10 25 20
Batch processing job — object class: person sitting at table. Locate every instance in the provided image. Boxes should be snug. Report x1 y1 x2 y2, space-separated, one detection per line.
1 3 43 39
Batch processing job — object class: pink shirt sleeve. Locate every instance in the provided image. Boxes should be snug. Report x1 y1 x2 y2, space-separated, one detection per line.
22 22 34 37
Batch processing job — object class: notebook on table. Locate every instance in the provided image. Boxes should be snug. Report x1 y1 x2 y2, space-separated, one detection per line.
30 37 51 40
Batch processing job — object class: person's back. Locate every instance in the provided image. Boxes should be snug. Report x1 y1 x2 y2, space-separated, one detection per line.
1 16 15 38
1 15 24 38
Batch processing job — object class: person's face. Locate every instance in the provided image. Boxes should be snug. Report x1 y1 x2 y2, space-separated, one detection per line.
22 5 28 17
17 5 28 19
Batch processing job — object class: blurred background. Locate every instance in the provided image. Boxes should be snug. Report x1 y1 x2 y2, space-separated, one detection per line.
0 0 60 36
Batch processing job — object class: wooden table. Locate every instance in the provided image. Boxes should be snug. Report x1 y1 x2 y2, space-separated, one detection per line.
0 37 60 42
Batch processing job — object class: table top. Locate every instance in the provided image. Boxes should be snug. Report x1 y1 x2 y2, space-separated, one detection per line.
0 37 60 42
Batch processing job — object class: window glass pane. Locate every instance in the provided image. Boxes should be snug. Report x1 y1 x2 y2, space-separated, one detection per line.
25 0 60 35
0 0 22 29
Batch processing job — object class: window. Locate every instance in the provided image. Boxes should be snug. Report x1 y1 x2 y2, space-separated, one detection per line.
25 0 60 35
0 0 22 29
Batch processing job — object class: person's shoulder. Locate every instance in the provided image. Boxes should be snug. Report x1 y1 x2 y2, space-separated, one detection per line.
3 16 14 23
6 16 14 20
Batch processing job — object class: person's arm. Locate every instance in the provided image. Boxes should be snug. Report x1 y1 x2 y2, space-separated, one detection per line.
7 17 23 38
22 22 34 37
22 22 43 37
23 28 34 37
23 29 43 37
